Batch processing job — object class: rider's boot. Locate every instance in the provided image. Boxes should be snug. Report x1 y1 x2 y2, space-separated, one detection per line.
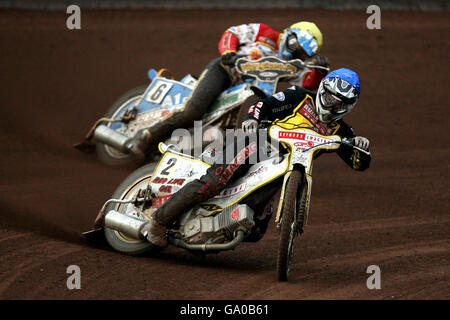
142 136 257 248
125 129 152 160
141 214 168 248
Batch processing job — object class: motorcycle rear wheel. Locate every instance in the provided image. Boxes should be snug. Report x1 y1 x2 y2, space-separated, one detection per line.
96 85 148 168
104 162 159 255
276 169 305 281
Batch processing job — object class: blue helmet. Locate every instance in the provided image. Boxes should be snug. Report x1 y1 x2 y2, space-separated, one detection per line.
315 68 361 123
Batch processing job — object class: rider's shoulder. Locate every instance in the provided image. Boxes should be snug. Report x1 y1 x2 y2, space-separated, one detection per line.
284 85 315 99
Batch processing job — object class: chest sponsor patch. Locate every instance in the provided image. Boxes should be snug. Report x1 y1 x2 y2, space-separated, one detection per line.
298 99 334 136
278 131 334 150
273 92 285 101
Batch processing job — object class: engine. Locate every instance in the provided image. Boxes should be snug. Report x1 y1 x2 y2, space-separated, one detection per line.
182 204 255 244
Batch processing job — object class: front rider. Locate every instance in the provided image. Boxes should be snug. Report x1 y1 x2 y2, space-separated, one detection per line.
128 22 330 158
142 68 372 247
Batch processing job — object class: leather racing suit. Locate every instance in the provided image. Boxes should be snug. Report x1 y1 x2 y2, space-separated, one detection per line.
244 86 371 171
137 23 327 152
152 85 371 228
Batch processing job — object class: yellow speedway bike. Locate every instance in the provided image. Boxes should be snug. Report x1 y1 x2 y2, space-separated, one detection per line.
86 120 356 281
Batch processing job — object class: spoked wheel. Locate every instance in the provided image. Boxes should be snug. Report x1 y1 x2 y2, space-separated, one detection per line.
277 169 306 281
103 162 158 255
96 85 148 168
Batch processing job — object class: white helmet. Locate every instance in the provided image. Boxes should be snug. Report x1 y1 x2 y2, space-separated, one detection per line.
315 68 361 123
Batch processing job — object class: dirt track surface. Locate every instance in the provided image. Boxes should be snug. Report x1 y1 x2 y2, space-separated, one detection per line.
0 9 449 300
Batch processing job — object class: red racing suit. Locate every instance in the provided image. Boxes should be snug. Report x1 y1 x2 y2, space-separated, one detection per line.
218 23 325 90
142 23 327 170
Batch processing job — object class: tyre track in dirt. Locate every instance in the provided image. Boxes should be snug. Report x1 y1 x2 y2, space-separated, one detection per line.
0 231 84 297
0 9 449 299
245 240 449 299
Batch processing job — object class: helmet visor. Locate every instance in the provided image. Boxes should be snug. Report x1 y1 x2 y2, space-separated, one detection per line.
321 91 349 114
286 34 301 55
287 34 300 51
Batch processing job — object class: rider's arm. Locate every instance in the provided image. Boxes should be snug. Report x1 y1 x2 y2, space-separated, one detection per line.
335 121 371 171
285 69 327 92
218 30 239 55
218 23 280 55
218 23 254 55
303 55 329 91
244 86 309 123
301 69 327 91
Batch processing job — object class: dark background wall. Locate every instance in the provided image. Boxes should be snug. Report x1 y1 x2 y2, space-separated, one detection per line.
0 0 449 11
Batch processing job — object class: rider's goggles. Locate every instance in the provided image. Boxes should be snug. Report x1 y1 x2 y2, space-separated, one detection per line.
287 34 301 54
321 88 357 115
286 30 318 57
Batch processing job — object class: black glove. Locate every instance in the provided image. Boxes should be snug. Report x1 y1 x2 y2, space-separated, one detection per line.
221 52 238 67
312 55 330 68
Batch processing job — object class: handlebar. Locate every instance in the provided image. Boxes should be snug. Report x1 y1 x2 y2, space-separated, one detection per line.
340 137 354 148
303 64 330 72
258 120 355 149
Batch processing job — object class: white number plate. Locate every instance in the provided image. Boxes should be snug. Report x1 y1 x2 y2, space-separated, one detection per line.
145 80 173 104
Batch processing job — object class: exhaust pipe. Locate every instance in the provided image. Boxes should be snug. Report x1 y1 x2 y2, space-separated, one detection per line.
105 209 247 251
104 210 148 239
168 230 245 252
94 125 131 153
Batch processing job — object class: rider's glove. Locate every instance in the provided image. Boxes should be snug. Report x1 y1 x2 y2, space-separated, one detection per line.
242 119 258 134
311 55 330 69
352 136 370 151
221 52 238 67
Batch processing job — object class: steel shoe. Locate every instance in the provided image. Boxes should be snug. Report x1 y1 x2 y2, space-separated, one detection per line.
141 215 167 248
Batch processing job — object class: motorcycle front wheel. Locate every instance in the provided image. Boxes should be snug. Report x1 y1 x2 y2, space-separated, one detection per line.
276 169 306 281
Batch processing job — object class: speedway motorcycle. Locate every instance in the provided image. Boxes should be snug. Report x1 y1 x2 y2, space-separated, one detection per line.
84 120 359 281
74 56 328 168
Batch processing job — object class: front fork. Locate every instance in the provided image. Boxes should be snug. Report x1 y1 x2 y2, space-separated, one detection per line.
275 171 312 233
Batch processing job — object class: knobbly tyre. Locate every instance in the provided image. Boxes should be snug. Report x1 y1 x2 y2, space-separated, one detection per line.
83 119 366 281
74 56 328 168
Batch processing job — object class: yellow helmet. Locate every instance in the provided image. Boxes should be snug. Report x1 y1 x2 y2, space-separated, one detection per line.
290 21 323 51
278 21 323 59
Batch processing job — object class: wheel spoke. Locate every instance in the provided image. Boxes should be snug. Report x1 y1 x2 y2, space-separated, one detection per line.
277 170 304 281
